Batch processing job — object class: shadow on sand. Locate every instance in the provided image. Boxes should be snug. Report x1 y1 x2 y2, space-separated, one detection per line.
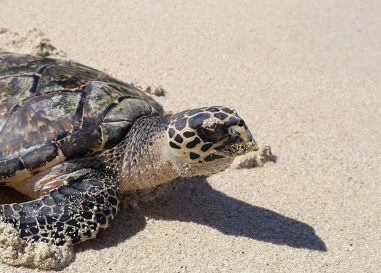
80 177 327 252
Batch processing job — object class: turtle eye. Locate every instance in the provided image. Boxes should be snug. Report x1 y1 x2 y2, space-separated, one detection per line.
229 127 237 135
197 123 228 143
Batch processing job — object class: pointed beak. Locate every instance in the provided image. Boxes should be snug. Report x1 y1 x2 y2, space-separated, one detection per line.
239 127 259 152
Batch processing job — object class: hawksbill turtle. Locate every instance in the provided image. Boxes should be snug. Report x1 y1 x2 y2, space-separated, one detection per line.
0 52 257 246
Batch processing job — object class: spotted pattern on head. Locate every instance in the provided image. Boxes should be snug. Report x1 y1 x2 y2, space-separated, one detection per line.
167 106 253 163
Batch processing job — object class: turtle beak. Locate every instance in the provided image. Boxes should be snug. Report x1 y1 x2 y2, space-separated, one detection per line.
243 128 259 151
240 133 258 152
230 125 257 148
217 125 258 154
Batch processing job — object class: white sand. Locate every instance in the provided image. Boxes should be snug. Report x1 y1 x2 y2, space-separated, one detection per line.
0 0 380 272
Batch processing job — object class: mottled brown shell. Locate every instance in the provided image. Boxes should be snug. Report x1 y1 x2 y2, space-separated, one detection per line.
0 52 163 183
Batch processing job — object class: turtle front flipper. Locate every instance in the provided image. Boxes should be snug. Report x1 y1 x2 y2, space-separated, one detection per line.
0 169 120 246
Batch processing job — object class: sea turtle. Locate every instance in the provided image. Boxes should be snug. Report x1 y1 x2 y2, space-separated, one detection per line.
0 52 257 246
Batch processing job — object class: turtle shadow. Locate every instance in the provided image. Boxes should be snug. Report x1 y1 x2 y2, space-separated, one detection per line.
81 177 327 252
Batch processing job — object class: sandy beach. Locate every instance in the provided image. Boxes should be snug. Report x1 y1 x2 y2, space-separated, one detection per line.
0 0 380 272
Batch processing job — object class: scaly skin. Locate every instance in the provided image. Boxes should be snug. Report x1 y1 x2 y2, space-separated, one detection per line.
0 169 119 246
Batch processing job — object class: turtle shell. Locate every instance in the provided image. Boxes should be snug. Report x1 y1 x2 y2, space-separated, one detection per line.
0 52 163 184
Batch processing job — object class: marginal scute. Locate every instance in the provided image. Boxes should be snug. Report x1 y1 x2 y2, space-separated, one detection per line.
0 157 24 179
22 143 59 170
100 121 131 149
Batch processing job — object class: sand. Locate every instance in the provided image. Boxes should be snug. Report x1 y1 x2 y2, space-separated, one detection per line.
0 0 380 272
231 145 275 169
0 223 74 270
0 28 66 58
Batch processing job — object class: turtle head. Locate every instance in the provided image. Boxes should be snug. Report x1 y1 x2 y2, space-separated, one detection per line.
167 106 257 176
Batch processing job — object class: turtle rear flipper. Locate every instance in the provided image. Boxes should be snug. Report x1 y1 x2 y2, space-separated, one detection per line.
0 169 120 246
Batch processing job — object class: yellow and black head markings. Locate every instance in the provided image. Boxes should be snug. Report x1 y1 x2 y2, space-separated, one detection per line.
167 106 255 164
0 52 257 247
